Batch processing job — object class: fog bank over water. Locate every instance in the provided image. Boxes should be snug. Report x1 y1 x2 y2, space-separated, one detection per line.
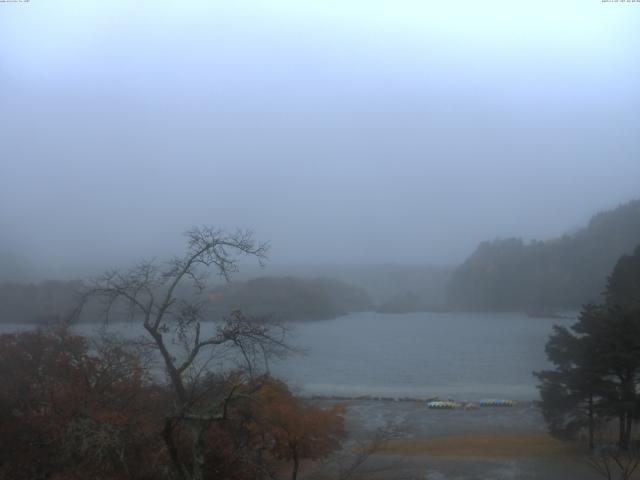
1 1 639 281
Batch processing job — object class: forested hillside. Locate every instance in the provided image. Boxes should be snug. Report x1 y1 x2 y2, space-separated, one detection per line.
0 276 373 324
228 264 452 307
206 276 373 321
0 280 82 323
447 199 640 311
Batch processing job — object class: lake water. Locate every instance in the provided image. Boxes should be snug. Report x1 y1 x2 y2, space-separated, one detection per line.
272 311 574 401
0 311 574 401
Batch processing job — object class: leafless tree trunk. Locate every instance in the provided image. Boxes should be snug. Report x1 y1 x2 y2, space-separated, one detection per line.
291 444 299 480
305 424 405 480
586 443 640 480
80 227 292 480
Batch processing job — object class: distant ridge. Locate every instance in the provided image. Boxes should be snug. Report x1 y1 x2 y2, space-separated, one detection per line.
205 276 373 321
446 199 640 311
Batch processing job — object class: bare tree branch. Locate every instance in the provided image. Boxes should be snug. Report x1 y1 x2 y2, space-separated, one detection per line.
77 226 287 480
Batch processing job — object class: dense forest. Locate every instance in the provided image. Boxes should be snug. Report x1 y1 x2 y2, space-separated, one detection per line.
535 245 640 451
0 276 372 324
3 200 638 322
0 280 83 324
206 276 373 321
447 200 640 312
233 264 452 307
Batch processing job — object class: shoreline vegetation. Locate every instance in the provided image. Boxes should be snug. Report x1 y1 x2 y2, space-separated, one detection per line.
447 199 640 311
1 199 637 325
1 216 637 479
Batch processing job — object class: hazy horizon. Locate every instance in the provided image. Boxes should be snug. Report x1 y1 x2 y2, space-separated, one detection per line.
1 1 639 281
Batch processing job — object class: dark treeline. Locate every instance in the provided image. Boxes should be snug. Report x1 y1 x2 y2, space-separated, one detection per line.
206 276 373 321
230 264 452 310
0 280 83 324
3 200 639 322
0 277 372 324
447 199 640 312
535 246 640 451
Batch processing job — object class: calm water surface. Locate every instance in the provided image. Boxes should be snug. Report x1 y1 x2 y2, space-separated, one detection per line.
271 311 574 400
1 311 574 401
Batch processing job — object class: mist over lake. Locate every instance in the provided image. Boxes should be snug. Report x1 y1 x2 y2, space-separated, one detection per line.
2 2 639 478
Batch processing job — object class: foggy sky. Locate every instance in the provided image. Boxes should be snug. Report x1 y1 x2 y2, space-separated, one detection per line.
1 1 639 280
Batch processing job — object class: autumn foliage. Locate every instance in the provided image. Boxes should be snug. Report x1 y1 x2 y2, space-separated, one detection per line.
0 329 346 480
0 328 166 480
250 379 346 480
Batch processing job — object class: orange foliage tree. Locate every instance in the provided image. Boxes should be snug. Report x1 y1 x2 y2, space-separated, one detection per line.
0 328 166 480
248 378 347 480
0 329 348 480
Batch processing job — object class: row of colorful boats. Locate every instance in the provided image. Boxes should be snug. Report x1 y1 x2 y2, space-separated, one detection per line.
426 398 517 409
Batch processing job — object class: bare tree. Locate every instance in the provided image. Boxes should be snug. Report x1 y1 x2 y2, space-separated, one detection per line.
586 443 640 480
81 227 292 480
304 424 411 480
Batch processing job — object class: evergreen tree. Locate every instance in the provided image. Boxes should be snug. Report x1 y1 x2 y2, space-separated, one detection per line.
606 245 640 310
535 247 640 450
534 306 608 450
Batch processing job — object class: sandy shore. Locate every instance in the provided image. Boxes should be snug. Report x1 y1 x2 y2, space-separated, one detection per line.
313 399 611 480
382 433 573 460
